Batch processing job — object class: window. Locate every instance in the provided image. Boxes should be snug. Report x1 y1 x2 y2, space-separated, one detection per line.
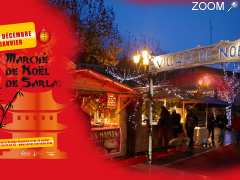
80 95 119 128
141 100 164 125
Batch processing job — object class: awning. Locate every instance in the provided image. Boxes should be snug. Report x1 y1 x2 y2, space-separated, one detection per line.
184 96 229 107
74 69 137 95
198 96 229 107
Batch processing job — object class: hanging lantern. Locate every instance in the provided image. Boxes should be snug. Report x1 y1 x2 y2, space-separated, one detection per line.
39 28 50 43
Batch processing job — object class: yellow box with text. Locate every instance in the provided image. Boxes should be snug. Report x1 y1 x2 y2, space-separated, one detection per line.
0 22 37 51
0 137 54 149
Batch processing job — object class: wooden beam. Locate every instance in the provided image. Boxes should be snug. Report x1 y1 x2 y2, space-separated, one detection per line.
116 98 132 114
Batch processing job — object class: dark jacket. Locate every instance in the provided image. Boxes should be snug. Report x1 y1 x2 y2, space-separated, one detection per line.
171 112 183 133
158 109 171 128
216 114 228 129
171 112 181 126
207 113 216 129
185 112 198 130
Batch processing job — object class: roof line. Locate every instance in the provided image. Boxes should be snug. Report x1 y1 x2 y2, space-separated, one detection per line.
75 69 137 94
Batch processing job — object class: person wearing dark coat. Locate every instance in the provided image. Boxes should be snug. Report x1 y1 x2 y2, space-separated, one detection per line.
185 109 198 149
171 109 182 138
216 112 228 145
207 111 216 146
158 106 171 150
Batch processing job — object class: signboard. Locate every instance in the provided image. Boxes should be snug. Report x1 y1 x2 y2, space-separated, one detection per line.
151 39 240 72
92 128 121 154
0 22 37 52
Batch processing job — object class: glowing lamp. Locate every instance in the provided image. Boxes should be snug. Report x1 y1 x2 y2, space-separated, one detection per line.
141 50 149 65
198 79 203 86
133 54 140 64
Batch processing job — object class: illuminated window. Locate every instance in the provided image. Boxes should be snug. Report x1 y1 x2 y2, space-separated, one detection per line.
141 100 165 126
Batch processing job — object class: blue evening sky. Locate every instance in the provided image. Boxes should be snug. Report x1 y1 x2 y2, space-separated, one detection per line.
106 0 240 54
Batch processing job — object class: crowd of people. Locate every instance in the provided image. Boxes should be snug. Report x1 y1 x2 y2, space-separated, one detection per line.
158 106 186 151
157 106 240 151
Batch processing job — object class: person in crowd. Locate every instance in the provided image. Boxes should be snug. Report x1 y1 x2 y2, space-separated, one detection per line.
232 111 240 145
158 106 171 151
216 111 228 145
185 108 198 149
171 109 182 138
207 111 216 146
168 130 190 152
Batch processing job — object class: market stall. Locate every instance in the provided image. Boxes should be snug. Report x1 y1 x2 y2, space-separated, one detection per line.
73 69 137 156
132 66 231 152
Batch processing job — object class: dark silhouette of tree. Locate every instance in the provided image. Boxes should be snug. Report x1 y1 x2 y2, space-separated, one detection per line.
49 0 122 65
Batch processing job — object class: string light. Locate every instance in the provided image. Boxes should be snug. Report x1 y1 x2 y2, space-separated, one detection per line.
105 66 146 84
106 63 240 126
217 63 240 125
128 99 142 129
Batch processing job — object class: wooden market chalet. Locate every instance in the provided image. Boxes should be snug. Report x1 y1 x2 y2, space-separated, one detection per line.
73 39 240 157
73 61 239 157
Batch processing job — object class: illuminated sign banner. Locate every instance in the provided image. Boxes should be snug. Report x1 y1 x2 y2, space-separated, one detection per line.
0 22 37 52
152 39 240 72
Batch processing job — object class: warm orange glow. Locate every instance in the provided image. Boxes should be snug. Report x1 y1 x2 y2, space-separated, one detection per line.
142 50 149 65
198 79 203 86
142 50 149 58
198 75 211 87
133 54 140 64
132 49 151 65
204 76 211 86
143 57 149 65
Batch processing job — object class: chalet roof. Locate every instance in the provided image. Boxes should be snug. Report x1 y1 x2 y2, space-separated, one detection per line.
74 69 137 95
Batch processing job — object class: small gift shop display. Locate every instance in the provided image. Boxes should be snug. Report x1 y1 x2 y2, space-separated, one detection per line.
74 69 137 157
